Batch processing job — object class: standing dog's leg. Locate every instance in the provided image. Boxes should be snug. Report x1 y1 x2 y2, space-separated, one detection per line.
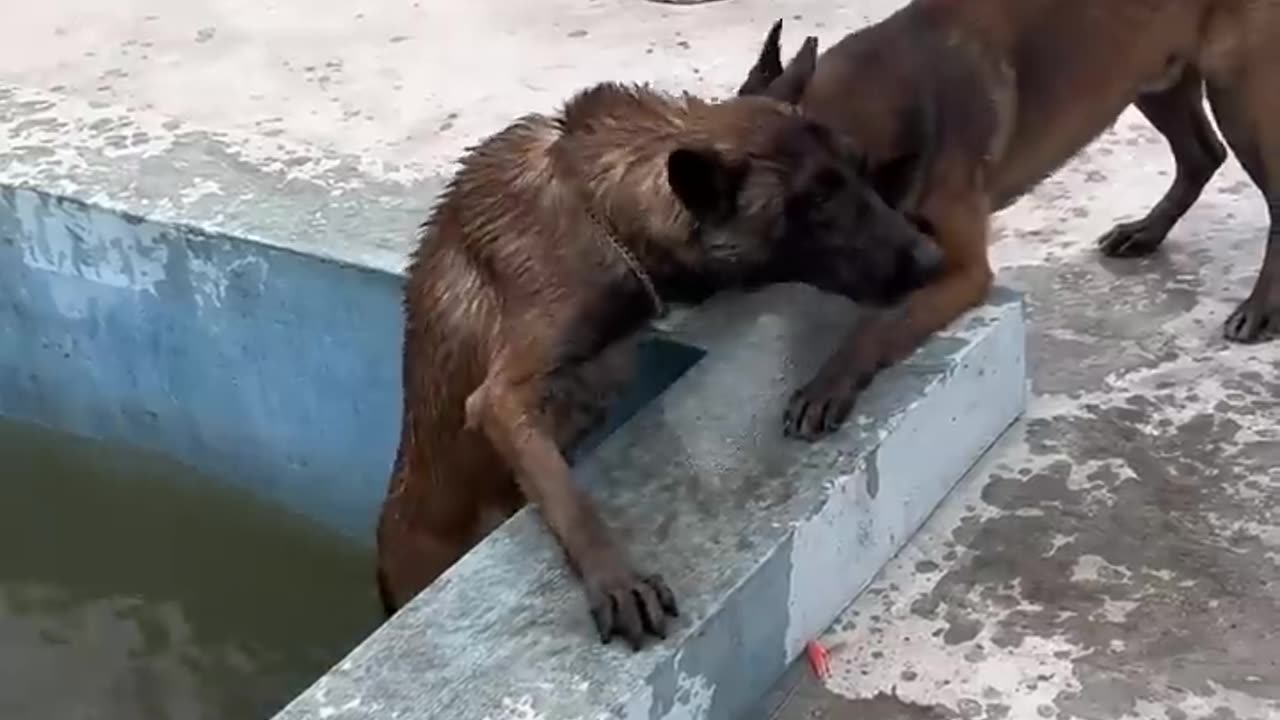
1206 72 1280 342
1098 68 1227 258
465 360 678 648
785 184 994 439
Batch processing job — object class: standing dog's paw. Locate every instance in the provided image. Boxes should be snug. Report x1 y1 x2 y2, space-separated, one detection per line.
1224 295 1280 343
584 561 678 651
1096 219 1168 258
783 374 862 441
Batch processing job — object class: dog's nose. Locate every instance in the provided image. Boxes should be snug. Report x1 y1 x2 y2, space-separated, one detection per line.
912 238 944 279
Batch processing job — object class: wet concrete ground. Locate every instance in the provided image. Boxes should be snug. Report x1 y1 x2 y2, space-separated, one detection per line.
763 108 1280 720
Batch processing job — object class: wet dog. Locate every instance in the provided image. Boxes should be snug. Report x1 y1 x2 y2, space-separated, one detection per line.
375 81 942 649
740 2 1280 440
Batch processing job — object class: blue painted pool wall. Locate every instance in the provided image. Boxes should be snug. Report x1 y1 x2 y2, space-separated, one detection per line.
0 186 404 541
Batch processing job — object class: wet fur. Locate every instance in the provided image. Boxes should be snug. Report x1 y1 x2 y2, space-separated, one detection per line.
375 82 939 649
740 2 1280 440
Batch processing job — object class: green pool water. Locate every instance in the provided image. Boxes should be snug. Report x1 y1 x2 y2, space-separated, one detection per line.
0 417 383 720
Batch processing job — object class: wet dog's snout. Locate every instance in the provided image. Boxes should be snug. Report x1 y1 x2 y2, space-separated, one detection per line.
871 233 943 305
910 237 944 281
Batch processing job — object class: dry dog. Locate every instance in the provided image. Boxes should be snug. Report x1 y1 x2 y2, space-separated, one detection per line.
739 2 1280 440
376 81 943 649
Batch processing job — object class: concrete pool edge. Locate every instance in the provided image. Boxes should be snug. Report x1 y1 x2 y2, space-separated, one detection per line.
272 287 1028 720
1 80 436 278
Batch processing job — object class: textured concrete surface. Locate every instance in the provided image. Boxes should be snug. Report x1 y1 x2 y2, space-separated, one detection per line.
0 0 895 186
3 0 1279 718
273 285 1024 720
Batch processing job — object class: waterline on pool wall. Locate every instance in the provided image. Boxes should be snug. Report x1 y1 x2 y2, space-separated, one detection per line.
1 184 404 541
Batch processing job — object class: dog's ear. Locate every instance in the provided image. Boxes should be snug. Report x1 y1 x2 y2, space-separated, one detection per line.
667 147 746 221
762 36 818 105
737 22 818 105
737 19 786 96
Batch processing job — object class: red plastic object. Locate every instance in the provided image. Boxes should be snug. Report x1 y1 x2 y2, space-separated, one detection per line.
805 640 831 679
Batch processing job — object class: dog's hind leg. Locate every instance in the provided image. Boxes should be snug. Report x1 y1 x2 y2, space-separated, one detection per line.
375 507 476 615
1205 70 1280 342
1098 67 1227 258
374 438 520 616
376 364 529 616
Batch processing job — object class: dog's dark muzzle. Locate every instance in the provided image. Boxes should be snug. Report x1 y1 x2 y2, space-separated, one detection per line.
859 231 943 306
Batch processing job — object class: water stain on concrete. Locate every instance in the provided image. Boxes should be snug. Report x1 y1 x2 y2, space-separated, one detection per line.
894 320 1280 716
763 661 951 720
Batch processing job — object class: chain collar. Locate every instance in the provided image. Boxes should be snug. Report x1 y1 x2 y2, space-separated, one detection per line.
581 204 667 319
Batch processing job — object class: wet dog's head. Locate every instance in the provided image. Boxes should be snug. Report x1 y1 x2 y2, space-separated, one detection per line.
661 28 940 306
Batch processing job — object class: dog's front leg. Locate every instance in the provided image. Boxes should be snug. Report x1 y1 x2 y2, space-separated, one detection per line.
785 188 994 440
465 370 678 649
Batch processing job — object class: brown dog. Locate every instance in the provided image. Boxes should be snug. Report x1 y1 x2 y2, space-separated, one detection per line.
376 82 943 649
739 2 1280 440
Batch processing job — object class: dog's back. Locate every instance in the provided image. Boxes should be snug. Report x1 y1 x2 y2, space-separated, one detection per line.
396 87 708 459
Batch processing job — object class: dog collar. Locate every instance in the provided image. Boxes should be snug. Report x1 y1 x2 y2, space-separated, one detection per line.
582 205 667 319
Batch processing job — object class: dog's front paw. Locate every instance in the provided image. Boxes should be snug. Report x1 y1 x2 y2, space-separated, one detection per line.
783 374 863 441
584 559 678 651
1096 219 1168 258
1224 294 1280 343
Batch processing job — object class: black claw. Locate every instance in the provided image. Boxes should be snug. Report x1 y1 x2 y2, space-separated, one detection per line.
591 595 615 644
585 569 678 650
1097 220 1165 258
635 586 667 639
1224 307 1275 343
783 402 801 438
651 576 679 617
783 377 859 441
617 595 645 650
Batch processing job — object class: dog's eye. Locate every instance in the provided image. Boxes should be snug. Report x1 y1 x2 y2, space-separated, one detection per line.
813 167 845 199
